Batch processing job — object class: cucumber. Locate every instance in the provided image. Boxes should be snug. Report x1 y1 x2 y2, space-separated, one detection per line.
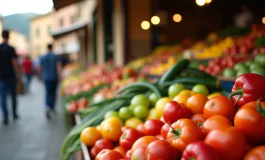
158 59 190 85
115 81 162 99
161 77 220 89
181 68 216 80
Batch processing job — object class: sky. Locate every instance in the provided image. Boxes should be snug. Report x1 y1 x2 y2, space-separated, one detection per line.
0 0 53 16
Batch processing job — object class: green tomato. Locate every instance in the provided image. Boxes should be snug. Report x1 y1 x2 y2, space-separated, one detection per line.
104 111 120 120
119 107 133 120
250 63 263 71
192 84 209 96
148 93 159 106
251 67 265 77
234 63 248 71
223 68 236 77
236 68 249 77
130 94 150 108
133 105 149 119
168 83 186 99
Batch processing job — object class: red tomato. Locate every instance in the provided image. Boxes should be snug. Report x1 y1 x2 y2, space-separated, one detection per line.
191 114 205 129
124 150 131 159
131 147 146 160
130 136 158 156
145 140 179 160
121 126 129 133
95 149 111 160
96 150 123 160
161 123 170 140
114 146 126 157
167 119 204 152
163 101 192 124
243 145 265 160
90 146 97 159
234 101 265 144
202 115 232 135
119 128 142 151
136 123 145 136
181 141 223 160
203 95 237 121
205 127 248 160
144 120 164 136
94 139 114 155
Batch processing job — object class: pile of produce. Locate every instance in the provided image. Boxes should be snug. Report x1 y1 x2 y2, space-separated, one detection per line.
61 59 263 160
223 54 265 78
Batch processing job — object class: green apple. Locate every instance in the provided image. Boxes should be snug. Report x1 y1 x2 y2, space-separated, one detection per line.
236 68 249 77
234 63 248 71
192 84 209 96
245 60 255 67
251 67 265 77
250 63 263 71
223 68 236 77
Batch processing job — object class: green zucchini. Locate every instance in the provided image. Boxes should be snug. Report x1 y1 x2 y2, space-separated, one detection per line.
161 77 220 89
115 81 162 99
158 59 190 85
181 68 216 80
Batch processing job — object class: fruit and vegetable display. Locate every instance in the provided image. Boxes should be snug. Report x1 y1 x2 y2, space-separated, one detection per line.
60 57 265 160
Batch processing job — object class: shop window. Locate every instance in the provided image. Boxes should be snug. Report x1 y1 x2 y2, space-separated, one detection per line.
60 18 64 27
36 28 40 38
70 15 76 24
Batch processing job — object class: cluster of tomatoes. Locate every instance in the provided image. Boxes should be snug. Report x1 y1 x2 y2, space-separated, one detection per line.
66 98 89 113
80 91 265 160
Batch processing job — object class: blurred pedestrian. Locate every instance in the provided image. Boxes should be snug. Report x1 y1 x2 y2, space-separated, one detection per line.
234 4 254 29
0 30 21 125
22 56 33 91
39 44 62 119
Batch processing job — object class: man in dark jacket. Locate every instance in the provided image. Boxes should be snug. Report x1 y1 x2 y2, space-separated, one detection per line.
0 30 21 125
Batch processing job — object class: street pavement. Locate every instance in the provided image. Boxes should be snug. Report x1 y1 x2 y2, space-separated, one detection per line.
0 78 68 160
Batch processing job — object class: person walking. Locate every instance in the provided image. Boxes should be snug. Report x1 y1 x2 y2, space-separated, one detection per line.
0 30 21 125
22 56 33 92
39 44 62 119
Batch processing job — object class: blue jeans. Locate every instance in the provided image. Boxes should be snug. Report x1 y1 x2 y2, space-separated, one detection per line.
44 80 58 110
25 74 32 91
0 78 17 120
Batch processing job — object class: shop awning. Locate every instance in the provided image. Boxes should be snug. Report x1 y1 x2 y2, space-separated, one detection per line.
52 0 82 10
51 21 88 38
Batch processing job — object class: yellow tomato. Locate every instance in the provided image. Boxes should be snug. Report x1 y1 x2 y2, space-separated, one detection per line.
80 127 101 146
100 116 123 131
155 97 171 118
101 121 122 141
125 117 143 129
207 92 222 99
173 90 194 105
147 108 159 120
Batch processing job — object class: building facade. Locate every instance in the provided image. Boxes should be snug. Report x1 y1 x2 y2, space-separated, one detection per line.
30 13 54 59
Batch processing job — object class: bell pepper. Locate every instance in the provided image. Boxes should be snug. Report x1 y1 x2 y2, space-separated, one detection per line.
228 73 265 107
181 141 223 160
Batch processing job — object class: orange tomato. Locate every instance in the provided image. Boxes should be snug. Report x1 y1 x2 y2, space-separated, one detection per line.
202 115 232 135
167 119 204 152
114 146 126 157
205 127 248 160
191 114 205 128
130 136 158 156
234 101 265 144
187 94 208 114
243 145 265 160
173 90 194 105
101 122 122 141
203 95 237 121
80 127 101 146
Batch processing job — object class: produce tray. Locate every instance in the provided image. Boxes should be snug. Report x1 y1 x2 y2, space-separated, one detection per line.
217 76 236 91
74 114 91 160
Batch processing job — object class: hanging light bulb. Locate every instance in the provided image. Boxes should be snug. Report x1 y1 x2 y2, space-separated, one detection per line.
151 16 160 25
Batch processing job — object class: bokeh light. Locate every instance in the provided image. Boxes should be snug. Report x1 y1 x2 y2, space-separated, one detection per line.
173 14 182 23
262 17 265 24
205 0 212 4
151 16 160 25
196 0 206 6
141 21 150 30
